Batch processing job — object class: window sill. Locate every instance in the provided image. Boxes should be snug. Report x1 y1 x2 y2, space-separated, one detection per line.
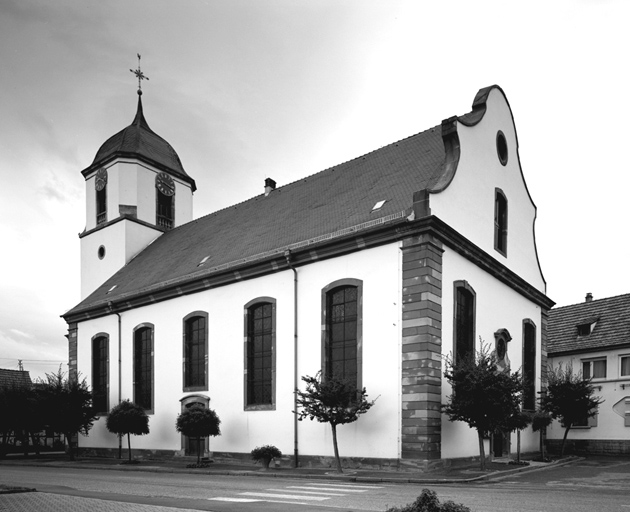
183 386 208 393
244 404 275 412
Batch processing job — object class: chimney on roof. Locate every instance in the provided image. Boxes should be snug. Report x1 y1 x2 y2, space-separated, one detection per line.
585 292 593 303
264 178 276 196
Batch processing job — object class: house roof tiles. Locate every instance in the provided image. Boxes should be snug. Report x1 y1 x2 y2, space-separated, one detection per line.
548 293 630 355
67 123 447 317
0 368 32 390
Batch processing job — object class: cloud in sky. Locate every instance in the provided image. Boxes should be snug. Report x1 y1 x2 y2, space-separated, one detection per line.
0 0 629 379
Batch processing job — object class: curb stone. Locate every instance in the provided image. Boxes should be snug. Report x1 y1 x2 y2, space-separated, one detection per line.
0 456 582 486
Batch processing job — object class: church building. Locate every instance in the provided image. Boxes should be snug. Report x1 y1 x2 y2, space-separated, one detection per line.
63 84 554 466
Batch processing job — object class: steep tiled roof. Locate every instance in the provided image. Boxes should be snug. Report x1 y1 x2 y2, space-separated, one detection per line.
0 368 32 389
548 293 630 355
83 94 196 190
67 122 447 316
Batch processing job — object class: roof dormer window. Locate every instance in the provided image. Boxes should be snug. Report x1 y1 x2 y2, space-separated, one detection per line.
577 318 598 336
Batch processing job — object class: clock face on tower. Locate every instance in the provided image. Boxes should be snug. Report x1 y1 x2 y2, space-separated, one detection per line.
156 172 175 196
95 168 108 191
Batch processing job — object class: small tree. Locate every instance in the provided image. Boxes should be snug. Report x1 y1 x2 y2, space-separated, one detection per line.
295 371 376 473
38 368 98 460
442 342 523 470
540 363 603 456
531 409 552 460
175 404 221 465
106 400 150 462
504 410 532 463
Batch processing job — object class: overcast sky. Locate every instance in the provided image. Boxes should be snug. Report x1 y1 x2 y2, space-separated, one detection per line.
1 0 628 380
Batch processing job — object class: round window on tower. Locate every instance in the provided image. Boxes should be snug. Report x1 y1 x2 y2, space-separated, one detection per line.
496 130 508 166
98 245 106 260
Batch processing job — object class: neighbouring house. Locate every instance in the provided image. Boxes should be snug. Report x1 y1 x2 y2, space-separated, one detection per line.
62 84 554 466
547 293 630 455
0 368 32 391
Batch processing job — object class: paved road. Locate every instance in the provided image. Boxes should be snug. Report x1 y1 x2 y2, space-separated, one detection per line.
1 457 629 511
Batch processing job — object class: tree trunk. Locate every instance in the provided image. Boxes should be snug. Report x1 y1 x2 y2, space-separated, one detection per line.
517 430 521 463
66 432 75 460
30 432 40 456
477 430 486 471
560 425 571 457
330 423 343 473
127 433 132 462
197 437 201 465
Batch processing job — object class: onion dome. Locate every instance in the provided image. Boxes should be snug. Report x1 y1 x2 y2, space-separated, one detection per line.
82 94 196 191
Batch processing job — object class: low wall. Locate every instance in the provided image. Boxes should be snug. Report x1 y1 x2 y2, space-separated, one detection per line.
546 439 630 456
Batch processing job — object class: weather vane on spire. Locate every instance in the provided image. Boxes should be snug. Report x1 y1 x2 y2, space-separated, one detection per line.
130 53 149 95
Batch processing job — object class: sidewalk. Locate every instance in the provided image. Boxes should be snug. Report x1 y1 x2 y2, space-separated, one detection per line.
0 452 579 490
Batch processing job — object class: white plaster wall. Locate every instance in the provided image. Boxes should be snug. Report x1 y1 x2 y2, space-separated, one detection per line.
429 88 546 293
547 350 630 441
80 222 127 299
440 246 544 459
83 160 193 232
80 220 162 300
76 242 402 459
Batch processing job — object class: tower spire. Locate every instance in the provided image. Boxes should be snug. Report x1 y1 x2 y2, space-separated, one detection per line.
130 53 149 95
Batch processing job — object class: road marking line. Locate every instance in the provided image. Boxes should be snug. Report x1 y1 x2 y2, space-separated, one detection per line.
286 485 368 493
209 497 261 502
267 488 346 496
303 482 384 489
241 492 330 501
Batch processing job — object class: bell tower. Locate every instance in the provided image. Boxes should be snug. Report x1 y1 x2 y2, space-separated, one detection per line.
79 57 196 299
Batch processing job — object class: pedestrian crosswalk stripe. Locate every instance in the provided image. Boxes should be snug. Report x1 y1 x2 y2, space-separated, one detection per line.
268 487 345 496
241 492 330 501
301 482 384 489
209 497 261 502
286 485 371 493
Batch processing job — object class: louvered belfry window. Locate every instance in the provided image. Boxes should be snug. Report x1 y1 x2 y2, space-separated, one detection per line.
326 286 358 384
247 303 273 405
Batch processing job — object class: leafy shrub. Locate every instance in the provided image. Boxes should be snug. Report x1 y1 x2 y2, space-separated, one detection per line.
385 489 470 512
251 445 282 463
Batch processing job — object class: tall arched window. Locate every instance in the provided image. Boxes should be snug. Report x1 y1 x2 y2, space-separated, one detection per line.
494 188 508 256
523 319 537 410
244 299 276 409
322 279 363 387
183 312 208 392
454 281 476 364
91 333 109 414
133 324 154 412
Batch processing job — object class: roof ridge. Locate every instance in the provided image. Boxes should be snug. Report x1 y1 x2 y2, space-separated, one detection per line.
278 124 443 191
187 124 443 225
552 292 630 311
